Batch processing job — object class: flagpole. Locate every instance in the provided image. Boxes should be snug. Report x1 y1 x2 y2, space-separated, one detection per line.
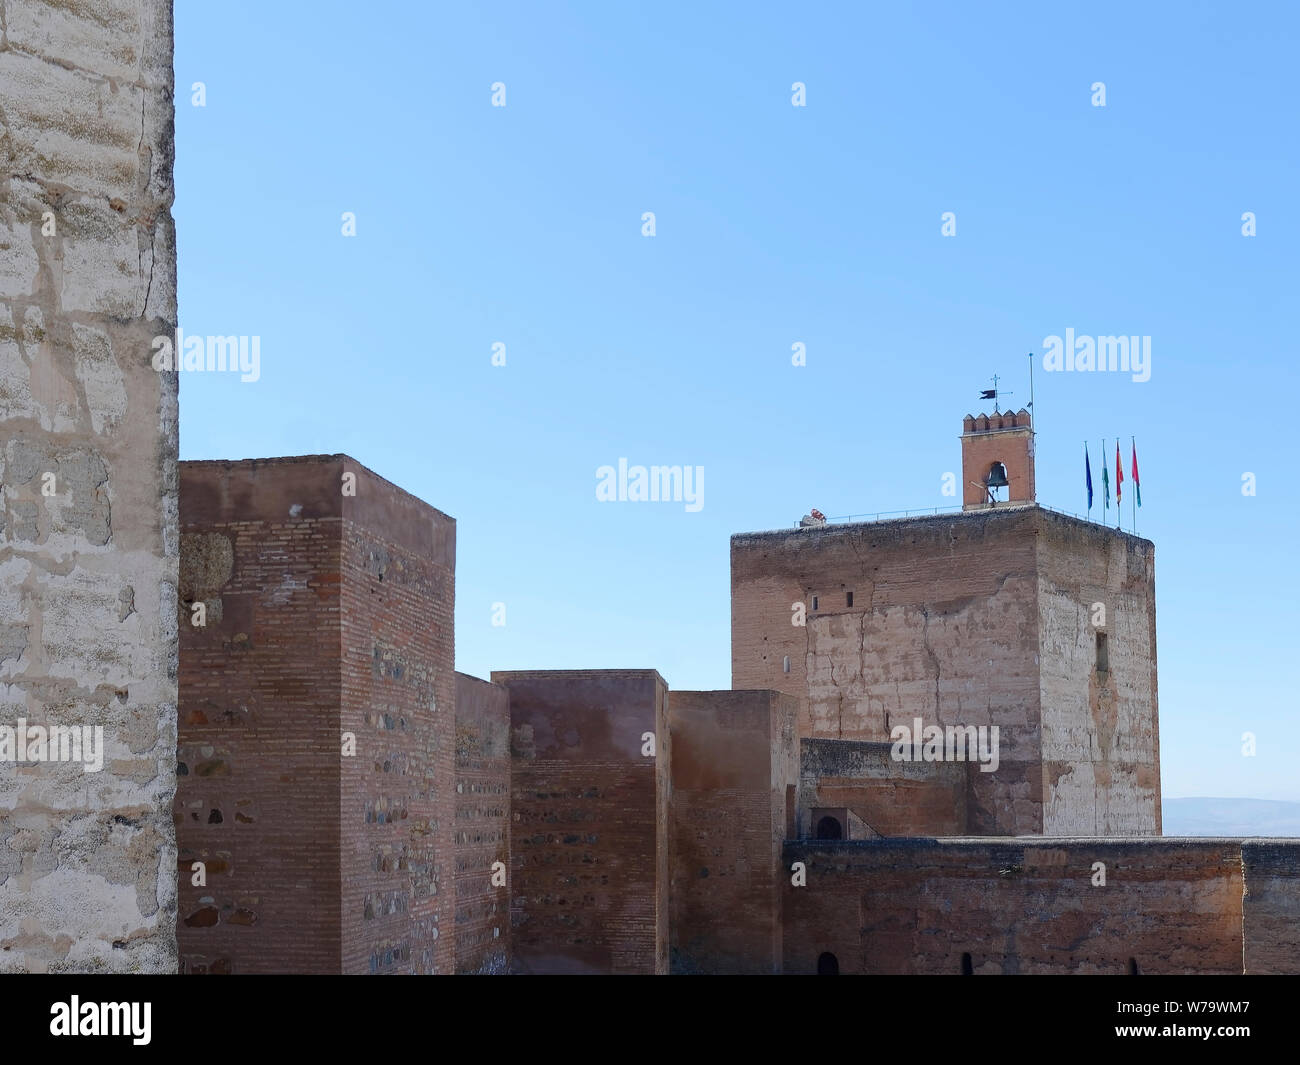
1116 436 1121 531
1028 351 1035 429
1084 441 1089 520
1102 438 1107 525
1132 435 1137 536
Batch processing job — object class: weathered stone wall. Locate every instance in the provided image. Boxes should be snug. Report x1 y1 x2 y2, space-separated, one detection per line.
495 669 668 974
668 689 797 974
799 739 968 838
0 0 178 972
732 509 1043 835
781 837 1269 974
177 456 456 974
454 671 510 974
734 507 1161 839
1036 512 1159 834
1242 841 1300 974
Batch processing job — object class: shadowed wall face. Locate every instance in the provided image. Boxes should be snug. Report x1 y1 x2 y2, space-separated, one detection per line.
494 669 668 974
668 690 797 974
0 0 178 972
454 672 510 974
177 457 455 973
799 739 967 838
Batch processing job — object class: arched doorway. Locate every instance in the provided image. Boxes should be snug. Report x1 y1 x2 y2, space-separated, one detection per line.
815 815 843 840
817 952 839 975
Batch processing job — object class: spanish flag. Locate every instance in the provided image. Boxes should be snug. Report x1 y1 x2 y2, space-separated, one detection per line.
1115 441 1123 504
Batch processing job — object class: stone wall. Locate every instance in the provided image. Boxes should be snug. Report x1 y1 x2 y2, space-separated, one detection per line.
1241 841 1300 974
733 507 1160 839
781 836 1275 974
454 671 510 974
0 0 178 972
1036 511 1159 834
732 509 1043 835
494 669 668 974
668 689 797 974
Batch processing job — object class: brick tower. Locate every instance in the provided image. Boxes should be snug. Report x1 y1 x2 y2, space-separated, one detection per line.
961 408 1035 509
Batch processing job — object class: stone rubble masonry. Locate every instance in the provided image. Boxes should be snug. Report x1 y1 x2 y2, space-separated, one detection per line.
781 836 1300 975
493 669 668 974
454 671 510 975
0 0 179 972
668 689 797 974
730 505 1159 836
176 456 456 974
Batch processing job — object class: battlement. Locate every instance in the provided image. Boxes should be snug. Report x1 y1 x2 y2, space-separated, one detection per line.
962 408 1033 433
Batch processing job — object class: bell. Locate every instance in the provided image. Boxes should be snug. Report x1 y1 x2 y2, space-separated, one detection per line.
986 462 1009 488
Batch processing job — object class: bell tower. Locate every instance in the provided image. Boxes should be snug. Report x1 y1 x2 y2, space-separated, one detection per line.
961 409 1035 510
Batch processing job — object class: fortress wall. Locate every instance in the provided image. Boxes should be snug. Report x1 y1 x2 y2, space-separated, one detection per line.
781 837 1254 975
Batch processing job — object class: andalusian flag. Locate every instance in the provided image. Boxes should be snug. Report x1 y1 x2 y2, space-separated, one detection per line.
1115 441 1123 504
1101 440 1110 511
1131 439 1141 506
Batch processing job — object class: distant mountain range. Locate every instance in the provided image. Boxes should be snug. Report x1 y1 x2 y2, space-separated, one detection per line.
1162 797 1300 837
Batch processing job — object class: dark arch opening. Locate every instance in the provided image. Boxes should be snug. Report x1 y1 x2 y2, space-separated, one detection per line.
985 461 1009 501
1128 957 1140 975
815 816 843 840
961 952 973 975
817 952 839 975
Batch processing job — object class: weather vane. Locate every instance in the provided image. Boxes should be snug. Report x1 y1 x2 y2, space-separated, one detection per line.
980 374 1012 414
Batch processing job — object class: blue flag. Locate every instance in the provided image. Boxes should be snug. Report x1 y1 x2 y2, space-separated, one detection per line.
1085 446 1093 510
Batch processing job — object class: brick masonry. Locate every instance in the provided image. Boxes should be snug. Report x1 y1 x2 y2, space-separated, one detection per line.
0 0 178 972
782 837 1259 974
494 669 668 974
961 410 1035 509
668 689 797 974
176 456 456 973
454 671 510 974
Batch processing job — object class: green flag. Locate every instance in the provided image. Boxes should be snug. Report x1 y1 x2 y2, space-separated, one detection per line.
1102 443 1110 510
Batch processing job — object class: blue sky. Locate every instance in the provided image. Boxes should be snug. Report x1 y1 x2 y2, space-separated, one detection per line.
173 2 1299 801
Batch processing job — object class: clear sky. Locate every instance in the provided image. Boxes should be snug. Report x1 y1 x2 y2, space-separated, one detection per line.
173 2 1299 802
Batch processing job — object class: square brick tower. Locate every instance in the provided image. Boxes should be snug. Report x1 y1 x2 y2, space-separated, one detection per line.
962 408 1035 509
731 411 1159 837
176 456 456 973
